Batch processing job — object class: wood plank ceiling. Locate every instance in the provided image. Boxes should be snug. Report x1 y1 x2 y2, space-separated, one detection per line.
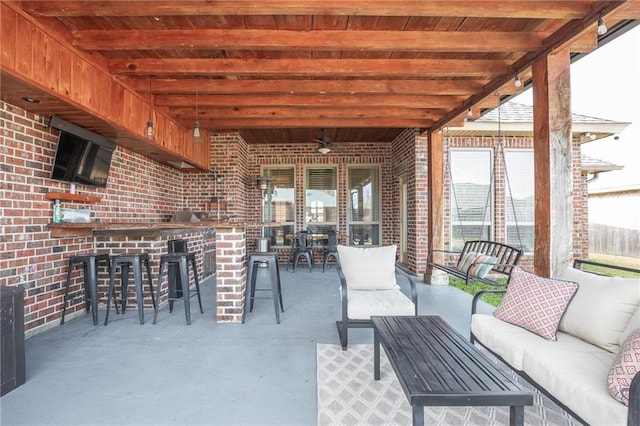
10 1 640 145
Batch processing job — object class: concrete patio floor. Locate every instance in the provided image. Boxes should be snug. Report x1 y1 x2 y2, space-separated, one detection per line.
0 265 494 426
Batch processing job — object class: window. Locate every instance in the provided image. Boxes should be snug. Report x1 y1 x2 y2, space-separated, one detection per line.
450 149 492 251
305 167 338 233
504 150 535 252
348 166 380 245
262 167 295 246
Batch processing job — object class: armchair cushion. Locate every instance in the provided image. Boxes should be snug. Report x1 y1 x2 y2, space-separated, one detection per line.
337 245 397 290
347 289 416 320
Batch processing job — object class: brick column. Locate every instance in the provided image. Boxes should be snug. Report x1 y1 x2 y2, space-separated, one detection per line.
215 227 246 322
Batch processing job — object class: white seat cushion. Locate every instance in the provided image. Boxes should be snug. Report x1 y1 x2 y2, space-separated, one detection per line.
347 288 415 320
523 344 625 425
472 314 604 371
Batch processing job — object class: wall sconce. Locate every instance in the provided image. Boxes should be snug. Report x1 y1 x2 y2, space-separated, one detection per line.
256 177 273 191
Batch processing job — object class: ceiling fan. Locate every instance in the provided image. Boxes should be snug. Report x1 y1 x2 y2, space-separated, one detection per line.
313 129 333 154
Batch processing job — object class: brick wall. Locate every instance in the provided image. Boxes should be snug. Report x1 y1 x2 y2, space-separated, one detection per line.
1 101 192 335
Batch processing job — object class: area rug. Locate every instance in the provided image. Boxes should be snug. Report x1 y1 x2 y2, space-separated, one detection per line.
317 343 579 426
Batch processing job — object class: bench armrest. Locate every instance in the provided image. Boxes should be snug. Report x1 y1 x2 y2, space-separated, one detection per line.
427 249 461 265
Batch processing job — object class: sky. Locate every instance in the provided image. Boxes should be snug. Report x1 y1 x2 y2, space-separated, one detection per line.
513 24 640 192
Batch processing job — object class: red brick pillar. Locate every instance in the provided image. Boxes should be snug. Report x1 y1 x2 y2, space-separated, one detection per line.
215 227 247 322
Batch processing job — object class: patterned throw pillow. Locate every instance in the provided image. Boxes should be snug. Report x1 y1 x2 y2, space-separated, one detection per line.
468 254 498 278
493 267 579 340
457 251 477 274
608 328 640 406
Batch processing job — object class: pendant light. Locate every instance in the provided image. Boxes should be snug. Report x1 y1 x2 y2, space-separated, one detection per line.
193 90 202 143
145 76 155 139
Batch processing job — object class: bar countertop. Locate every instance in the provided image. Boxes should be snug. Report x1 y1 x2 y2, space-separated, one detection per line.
48 221 276 238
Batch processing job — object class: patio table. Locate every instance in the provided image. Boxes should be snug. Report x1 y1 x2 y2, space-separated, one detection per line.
371 315 533 426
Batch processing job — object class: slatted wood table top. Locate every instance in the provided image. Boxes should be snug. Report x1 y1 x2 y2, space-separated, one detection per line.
371 315 533 426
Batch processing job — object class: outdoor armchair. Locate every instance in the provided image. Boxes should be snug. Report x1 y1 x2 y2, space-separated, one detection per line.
336 244 418 350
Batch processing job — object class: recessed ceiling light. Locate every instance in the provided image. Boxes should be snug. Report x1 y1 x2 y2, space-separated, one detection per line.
21 97 40 104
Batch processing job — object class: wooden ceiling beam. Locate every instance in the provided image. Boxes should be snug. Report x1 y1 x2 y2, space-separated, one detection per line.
23 1 594 19
197 117 434 129
155 94 467 109
109 58 510 77
170 106 449 121
74 29 543 52
133 78 490 96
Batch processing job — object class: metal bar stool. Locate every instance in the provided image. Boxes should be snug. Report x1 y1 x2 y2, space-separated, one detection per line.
153 252 204 325
61 253 115 325
104 253 155 325
244 252 284 324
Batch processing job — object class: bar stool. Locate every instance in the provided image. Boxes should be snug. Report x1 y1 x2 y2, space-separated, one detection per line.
244 252 284 324
61 253 114 326
104 253 155 325
153 252 204 325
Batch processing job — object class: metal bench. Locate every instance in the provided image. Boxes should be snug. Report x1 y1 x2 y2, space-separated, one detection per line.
427 240 523 288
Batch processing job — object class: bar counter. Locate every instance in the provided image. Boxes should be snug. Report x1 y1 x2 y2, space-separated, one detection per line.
49 221 271 322
48 221 267 238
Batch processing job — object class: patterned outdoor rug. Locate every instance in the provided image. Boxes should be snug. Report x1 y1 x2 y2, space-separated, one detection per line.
317 343 579 426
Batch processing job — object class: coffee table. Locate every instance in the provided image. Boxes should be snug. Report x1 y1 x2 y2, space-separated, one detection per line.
371 315 533 426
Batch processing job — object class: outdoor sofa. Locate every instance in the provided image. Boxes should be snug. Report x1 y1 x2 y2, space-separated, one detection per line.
471 261 640 425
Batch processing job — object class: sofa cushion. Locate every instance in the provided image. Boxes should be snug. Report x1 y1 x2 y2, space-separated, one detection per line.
493 267 578 340
621 307 640 346
346 288 415 320
557 266 640 353
523 343 625 426
471 314 600 370
337 245 397 290
608 328 640 406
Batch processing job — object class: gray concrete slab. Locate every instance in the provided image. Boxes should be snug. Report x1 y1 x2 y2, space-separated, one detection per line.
0 266 493 426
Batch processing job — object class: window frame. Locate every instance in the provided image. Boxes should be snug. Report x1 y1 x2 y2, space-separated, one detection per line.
449 148 494 251
303 166 339 233
503 148 535 253
261 166 296 247
346 164 381 246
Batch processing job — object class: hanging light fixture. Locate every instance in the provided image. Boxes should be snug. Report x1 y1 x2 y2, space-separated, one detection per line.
597 17 607 35
145 76 155 139
193 90 202 143
514 74 522 88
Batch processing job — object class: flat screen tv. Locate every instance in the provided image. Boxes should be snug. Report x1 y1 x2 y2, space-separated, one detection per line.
50 116 115 188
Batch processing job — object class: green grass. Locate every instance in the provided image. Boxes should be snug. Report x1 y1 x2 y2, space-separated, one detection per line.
448 277 507 307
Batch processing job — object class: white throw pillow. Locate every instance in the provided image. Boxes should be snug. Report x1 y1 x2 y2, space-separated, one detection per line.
557 266 640 353
337 245 397 290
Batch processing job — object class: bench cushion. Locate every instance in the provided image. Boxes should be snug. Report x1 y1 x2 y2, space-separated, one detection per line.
557 266 640 353
493 267 578 340
468 253 498 278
